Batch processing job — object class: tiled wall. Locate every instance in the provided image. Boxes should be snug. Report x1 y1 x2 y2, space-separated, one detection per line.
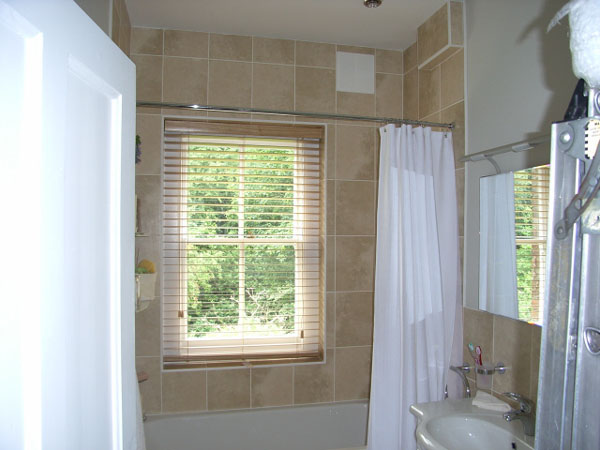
110 0 131 56
133 30 401 414
133 2 466 415
463 308 541 402
403 1 465 270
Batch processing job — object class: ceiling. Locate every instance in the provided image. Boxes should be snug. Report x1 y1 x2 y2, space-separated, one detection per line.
125 0 446 51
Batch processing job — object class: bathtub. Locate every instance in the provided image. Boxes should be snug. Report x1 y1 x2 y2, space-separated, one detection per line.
144 401 368 450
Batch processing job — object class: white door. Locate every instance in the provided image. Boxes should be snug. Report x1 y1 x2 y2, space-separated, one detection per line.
0 1 136 449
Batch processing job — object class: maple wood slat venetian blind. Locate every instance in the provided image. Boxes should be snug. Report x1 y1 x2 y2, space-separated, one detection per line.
514 165 550 324
162 120 325 369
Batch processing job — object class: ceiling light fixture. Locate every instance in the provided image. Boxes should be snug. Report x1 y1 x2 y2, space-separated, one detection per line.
363 0 382 8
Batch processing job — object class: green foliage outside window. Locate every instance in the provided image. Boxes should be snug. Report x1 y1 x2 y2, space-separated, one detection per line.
184 144 297 338
514 166 549 324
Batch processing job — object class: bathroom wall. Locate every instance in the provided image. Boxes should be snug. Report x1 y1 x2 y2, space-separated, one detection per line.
110 0 131 56
463 309 541 402
133 30 396 414
133 2 466 415
403 1 466 273
460 0 573 403
74 0 131 56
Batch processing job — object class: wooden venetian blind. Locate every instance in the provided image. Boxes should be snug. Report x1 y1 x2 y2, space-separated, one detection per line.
162 120 325 368
514 165 550 324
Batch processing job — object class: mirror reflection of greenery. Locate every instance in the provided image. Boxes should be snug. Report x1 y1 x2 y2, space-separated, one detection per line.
514 166 549 323
184 144 297 338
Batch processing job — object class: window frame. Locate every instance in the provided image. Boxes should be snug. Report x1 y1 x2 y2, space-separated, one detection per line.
162 120 325 369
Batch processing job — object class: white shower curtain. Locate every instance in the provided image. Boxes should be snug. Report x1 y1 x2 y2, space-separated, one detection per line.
368 125 462 450
479 173 518 319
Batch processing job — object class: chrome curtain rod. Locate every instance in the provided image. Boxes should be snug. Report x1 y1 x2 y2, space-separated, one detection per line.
137 101 455 130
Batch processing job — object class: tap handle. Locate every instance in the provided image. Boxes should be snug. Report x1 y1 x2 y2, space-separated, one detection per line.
502 392 533 413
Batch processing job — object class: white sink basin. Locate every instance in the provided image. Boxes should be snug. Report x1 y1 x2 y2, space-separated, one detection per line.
410 399 534 450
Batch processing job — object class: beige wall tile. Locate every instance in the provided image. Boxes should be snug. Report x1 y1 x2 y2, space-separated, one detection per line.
209 33 252 61
417 4 449 66
253 37 294 64
294 350 334 404
135 295 160 357
337 92 375 117
336 236 375 292
131 27 163 55
119 18 131 56
251 366 293 407
530 324 542 402
135 175 161 236
296 41 335 68
327 236 335 293
136 357 161 413
492 315 532 396
335 126 375 181
327 292 335 348
163 370 207 412
335 181 375 236
164 30 209 58
252 64 294 110
326 125 335 180
404 42 417 73
163 57 208 105
336 292 373 347
421 111 441 127
418 66 440 119
119 0 131 43
420 46 460 71
450 2 464 46
335 347 372 401
208 60 252 107
131 55 163 102
455 168 465 237
403 68 418 120
111 4 120 46
337 45 374 55
207 369 251 410
376 49 403 74
463 308 494 366
136 114 162 175
295 67 335 113
327 180 335 236
441 49 464 109
441 101 465 167
376 73 403 118
136 106 161 115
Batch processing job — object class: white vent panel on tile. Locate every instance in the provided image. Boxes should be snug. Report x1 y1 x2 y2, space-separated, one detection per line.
336 52 375 94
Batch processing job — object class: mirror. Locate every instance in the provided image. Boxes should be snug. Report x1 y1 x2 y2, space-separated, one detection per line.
478 165 550 324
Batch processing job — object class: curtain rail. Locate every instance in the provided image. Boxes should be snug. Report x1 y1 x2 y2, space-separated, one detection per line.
137 101 455 130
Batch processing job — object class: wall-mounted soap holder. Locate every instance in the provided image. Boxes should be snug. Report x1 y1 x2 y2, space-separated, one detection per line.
475 362 506 375
474 362 506 389
136 273 157 312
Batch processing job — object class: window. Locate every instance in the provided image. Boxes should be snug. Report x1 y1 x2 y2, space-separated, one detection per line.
514 165 550 323
162 120 325 368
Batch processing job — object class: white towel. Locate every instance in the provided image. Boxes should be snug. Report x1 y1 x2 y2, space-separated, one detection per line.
472 391 511 412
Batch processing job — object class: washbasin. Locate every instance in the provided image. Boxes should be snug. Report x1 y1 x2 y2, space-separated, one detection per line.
410 399 534 450
425 414 530 450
